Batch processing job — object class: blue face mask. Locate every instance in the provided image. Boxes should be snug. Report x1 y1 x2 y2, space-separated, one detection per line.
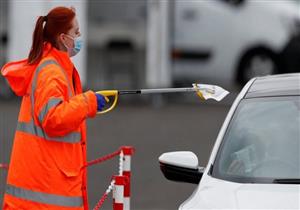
64 34 83 57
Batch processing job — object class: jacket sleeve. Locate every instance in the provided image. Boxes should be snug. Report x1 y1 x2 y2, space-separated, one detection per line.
34 64 97 137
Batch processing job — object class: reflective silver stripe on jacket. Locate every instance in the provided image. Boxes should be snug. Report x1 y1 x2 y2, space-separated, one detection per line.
17 121 81 143
38 98 62 123
31 60 72 112
16 59 81 143
6 184 83 207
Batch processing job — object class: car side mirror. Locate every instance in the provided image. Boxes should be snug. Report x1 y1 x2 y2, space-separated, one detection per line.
159 151 204 184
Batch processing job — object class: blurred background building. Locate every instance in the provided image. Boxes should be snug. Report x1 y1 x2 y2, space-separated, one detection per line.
1 0 299 99
0 0 300 209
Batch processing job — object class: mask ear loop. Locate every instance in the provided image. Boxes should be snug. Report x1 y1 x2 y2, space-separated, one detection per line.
64 34 75 41
61 34 74 52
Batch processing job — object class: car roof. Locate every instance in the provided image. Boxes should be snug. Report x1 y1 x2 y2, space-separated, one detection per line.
245 73 300 98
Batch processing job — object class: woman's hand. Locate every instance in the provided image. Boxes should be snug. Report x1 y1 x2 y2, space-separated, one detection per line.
95 93 106 111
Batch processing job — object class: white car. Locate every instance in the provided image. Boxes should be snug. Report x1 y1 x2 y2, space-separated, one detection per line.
159 73 300 209
172 0 300 86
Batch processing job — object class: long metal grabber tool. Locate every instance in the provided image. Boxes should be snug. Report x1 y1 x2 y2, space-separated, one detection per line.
96 83 229 114
118 87 205 94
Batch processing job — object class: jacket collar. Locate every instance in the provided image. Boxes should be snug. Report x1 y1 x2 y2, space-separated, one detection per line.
44 43 74 78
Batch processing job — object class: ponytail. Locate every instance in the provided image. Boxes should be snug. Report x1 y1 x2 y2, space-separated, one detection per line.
28 16 47 65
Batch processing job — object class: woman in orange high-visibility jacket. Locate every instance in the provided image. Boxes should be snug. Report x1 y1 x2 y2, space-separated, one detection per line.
1 7 106 210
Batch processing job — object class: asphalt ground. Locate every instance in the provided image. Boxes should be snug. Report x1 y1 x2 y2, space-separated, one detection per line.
0 96 232 209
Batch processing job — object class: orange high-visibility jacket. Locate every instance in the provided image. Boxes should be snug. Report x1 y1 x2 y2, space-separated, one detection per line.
1 43 97 210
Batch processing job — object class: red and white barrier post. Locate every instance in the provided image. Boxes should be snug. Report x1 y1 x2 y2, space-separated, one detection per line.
113 175 128 210
120 146 135 210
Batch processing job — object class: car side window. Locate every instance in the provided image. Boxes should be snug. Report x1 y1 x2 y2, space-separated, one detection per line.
213 97 300 183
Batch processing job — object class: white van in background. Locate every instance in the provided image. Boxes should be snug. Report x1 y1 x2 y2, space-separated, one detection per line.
171 0 300 87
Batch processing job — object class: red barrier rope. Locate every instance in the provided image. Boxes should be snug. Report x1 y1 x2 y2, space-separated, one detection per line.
83 149 121 169
94 192 109 210
0 149 122 171
1 148 123 170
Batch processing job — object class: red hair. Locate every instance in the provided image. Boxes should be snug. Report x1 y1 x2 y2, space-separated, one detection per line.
28 7 76 64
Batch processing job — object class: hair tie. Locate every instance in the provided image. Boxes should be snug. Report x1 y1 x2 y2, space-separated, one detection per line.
43 16 48 22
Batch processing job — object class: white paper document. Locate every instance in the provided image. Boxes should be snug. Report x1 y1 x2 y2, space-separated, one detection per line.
193 84 230 101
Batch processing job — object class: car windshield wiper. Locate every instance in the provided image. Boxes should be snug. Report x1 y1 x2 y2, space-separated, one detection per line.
273 179 300 184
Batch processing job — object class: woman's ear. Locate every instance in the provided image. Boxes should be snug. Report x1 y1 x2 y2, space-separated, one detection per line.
59 33 65 43
56 34 67 51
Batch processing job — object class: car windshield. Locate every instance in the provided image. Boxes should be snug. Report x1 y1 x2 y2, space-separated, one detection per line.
212 96 300 183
